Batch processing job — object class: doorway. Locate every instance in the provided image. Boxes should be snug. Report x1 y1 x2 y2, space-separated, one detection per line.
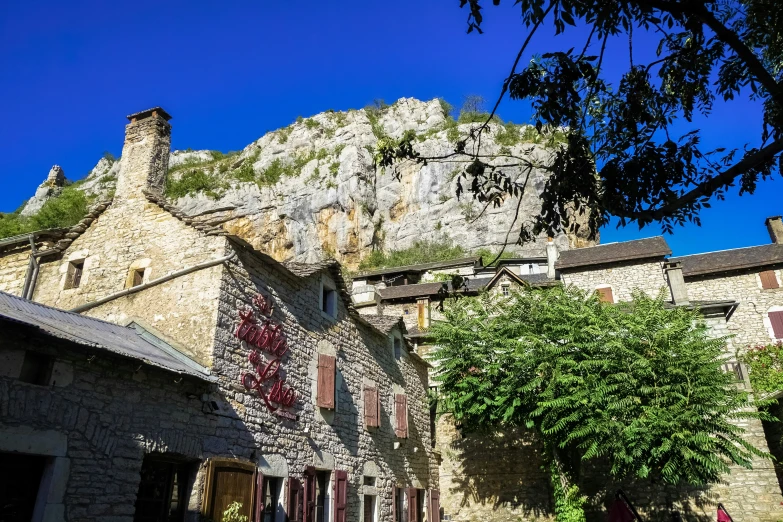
0 452 47 522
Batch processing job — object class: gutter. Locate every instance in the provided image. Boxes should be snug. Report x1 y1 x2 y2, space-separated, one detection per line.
70 252 236 313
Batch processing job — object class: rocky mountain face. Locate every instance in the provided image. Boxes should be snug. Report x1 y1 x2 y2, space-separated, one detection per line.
22 98 594 268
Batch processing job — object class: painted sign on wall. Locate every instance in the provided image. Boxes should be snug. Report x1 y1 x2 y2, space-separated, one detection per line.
237 293 297 419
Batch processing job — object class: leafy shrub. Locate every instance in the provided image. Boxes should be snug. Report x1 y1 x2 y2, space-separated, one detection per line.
329 162 340 176
474 247 518 266
233 161 256 183
165 169 226 200
738 341 783 393
258 159 286 185
495 122 521 146
277 127 292 144
32 186 89 230
304 118 320 130
357 240 466 271
438 98 454 118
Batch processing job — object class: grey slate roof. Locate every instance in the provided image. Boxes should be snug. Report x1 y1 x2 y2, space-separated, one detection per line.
355 257 482 279
556 237 672 270
377 273 555 300
360 313 406 334
0 291 214 381
671 244 783 277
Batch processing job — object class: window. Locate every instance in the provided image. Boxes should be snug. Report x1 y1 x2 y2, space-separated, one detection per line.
596 286 614 303
314 471 329 522
202 460 256 522
394 488 407 522
364 386 380 428
363 476 376 487
501 284 510 297
130 268 146 288
64 260 84 289
321 281 337 318
317 354 336 409
134 455 193 522
427 490 441 522
393 336 403 360
403 309 410 315
363 495 376 522
287 478 304 522
394 394 408 438
260 477 280 522
333 470 348 522
770 310 783 339
18 351 52 385
761 270 780 289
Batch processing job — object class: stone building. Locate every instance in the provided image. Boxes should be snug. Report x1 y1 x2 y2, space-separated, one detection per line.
352 225 783 521
0 108 437 522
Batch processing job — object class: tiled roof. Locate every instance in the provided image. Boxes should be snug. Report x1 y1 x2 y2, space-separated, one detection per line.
671 243 783 277
556 237 671 270
360 313 406 334
0 291 214 381
377 273 556 300
0 228 68 251
355 257 481 279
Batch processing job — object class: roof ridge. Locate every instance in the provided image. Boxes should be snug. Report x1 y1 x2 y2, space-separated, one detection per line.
142 189 229 237
671 242 780 259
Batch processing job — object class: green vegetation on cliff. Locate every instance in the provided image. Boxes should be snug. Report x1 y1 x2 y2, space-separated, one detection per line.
0 185 89 240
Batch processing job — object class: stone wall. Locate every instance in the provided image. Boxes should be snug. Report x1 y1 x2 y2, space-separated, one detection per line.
560 260 670 302
0 246 31 296
684 268 783 349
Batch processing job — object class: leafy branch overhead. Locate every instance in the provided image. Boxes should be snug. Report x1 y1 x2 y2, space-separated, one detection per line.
382 0 783 244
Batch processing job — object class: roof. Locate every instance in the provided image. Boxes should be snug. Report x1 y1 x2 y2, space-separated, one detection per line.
0 228 68 251
377 272 557 301
355 257 482 279
360 313 406 334
0 291 214 381
671 244 783 277
126 107 172 122
556 237 672 270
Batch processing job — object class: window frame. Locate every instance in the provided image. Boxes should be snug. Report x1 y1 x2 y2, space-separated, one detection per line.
320 277 338 319
64 259 85 290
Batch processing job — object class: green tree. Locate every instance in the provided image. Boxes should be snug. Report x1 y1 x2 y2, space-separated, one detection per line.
431 286 769 521
379 1 783 246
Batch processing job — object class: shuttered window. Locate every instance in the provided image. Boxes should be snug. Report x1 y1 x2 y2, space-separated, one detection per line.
333 470 348 522
596 287 614 303
427 490 440 522
364 386 380 428
65 260 84 289
202 460 256 522
761 270 780 289
317 354 336 409
770 311 783 339
287 478 304 522
394 394 408 438
406 488 418 522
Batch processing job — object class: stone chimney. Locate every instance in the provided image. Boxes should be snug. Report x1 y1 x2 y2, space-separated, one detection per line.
766 216 783 244
115 107 172 203
546 237 559 279
664 261 689 306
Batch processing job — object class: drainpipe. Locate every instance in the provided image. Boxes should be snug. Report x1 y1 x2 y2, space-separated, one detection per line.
70 252 236 313
21 234 38 299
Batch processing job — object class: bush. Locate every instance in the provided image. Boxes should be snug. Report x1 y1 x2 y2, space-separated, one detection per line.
438 98 454 118
357 240 466 271
495 122 521 146
738 341 783 393
165 169 225 200
31 186 89 230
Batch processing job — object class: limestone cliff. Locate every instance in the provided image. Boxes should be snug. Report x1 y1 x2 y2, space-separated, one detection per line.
29 98 595 267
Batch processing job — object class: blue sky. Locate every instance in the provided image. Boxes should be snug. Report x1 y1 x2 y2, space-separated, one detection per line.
1 0 779 255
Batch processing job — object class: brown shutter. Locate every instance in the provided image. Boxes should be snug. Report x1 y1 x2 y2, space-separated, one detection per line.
407 488 418 522
333 470 348 522
303 467 316 522
428 490 440 522
417 301 426 330
597 287 613 303
364 386 379 428
395 394 408 438
317 354 336 409
287 477 303 522
254 471 265 522
761 270 780 289
770 311 783 339
392 486 398 522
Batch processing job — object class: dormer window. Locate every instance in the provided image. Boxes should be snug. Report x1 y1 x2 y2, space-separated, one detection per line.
64 260 84 289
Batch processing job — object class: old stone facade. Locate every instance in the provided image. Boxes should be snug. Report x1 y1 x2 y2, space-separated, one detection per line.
0 107 437 522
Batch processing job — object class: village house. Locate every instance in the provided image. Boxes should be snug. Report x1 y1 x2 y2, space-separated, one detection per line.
0 108 438 522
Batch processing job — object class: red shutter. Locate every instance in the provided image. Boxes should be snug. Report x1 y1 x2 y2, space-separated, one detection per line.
407 488 418 522
333 470 348 522
395 394 408 438
317 354 336 409
761 270 780 289
254 471 265 522
770 311 783 339
304 467 316 522
287 478 303 522
597 287 613 303
392 486 398 522
364 387 379 428
428 490 440 522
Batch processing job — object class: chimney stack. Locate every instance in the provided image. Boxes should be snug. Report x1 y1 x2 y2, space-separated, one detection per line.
115 107 172 203
664 261 689 306
766 216 783 244
546 237 559 279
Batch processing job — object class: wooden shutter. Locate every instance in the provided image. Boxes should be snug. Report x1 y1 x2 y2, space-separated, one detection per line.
204 462 255 522
428 490 440 522
407 488 418 522
596 287 613 303
333 470 348 522
317 354 336 409
761 270 780 289
287 478 304 522
364 386 379 428
392 486 398 522
254 471 265 522
770 311 783 339
395 394 408 438
303 467 316 522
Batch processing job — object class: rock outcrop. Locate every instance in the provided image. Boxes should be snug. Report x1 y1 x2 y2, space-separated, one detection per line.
20 165 66 216
29 98 596 267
